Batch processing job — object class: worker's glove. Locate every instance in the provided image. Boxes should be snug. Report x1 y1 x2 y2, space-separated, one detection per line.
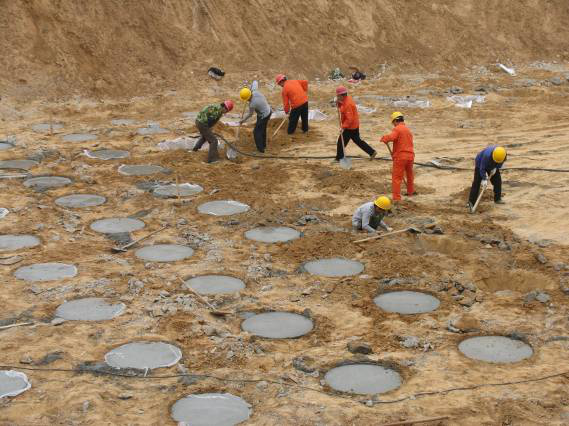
386 226 394 232
481 179 488 189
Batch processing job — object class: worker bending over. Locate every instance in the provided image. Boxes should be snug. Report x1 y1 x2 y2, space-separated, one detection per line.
192 100 234 163
380 112 415 201
275 74 309 134
335 86 376 161
468 145 507 213
352 196 393 233
239 82 272 153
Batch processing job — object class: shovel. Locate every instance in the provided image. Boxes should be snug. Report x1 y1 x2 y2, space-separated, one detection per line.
353 226 421 244
111 225 168 253
336 106 352 170
470 183 487 214
272 116 287 139
226 103 247 160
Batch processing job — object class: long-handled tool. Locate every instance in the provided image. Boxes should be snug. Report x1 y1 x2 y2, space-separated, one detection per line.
354 226 421 244
227 103 247 160
111 225 168 253
386 143 407 186
336 105 352 170
470 182 487 214
272 116 287 140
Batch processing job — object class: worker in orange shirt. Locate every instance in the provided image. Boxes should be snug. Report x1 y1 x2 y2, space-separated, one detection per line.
380 112 415 201
335 86 376 161
275 74 309 134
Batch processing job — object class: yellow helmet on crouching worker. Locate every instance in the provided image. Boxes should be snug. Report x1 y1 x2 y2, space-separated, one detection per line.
240 87 252 101
391 111 404 122
374 196 392 210
492 146 507 163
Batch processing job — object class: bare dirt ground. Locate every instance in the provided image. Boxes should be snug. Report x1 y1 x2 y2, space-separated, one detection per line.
1 62 569 426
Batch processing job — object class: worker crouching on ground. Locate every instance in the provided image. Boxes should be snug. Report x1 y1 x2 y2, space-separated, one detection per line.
192 100 234 163
275 74 309 134
380 112 415 201
352 196 393 233
335 86 377 161
239 81 272 153
468 145 507 213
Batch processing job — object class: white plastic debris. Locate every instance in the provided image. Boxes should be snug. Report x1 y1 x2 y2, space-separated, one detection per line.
498 64 516 76
158 137 200 151
271 109 328 121
393 99 431 109
447 95 486 109
357 105 377 114
0 208 8 219
0 370 31 398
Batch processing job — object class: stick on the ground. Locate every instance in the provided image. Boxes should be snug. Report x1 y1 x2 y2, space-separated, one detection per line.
112 225 168 252
354 227 421 244
379 416 449 426
0 322 34 331
178 277 231 315
272 117 287 139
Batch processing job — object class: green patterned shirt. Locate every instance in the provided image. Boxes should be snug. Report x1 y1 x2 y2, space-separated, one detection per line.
196 104 224 127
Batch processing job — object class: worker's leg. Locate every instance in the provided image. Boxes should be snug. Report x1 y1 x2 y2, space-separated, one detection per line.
192 120 207 151
352 218 362 231
404 159 415 195
468 168 482 205
351 128 375 157
259 112 271 152
287 106 301 134
201 125 219 163
300 102 309 132
392 158 405 201
336 129 353 160
253 113 270 153
491 169 502 202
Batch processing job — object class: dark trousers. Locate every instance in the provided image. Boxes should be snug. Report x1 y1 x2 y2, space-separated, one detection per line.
193 121 220 163
336 128 375 160
254 112 271 153
468 168 502 205
287 102 309 134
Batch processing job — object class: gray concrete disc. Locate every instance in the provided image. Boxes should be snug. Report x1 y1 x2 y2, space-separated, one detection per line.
152 183 203 198
32 123 64 132
55 194 106 208
0 235 40 252
325 364 401 395
0 208 8 219
0 142 14 151
90 217 145 234
104 342 182 370
197 200 250 216
458 336 533 363
0 371 31 398
137 126 169 135
241 312 313 338
14 262 77 282
303 258 364 277
373 291 440 315
118 164 167 176
134 244 194 262
62 133 97 142
85 149 130 160
0 160 38 170
111 119 136 126
55 297 125 321
171 393 252 426
244 226 300 243
183 275 245 295
23 176 72 190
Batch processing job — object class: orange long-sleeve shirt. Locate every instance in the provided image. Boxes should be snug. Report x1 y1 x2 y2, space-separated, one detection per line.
380 123 415 160
338 95 359 129
282 80 308 113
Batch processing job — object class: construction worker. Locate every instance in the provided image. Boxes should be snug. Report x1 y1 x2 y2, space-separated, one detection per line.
380 112 415 201
468 145 507 212
275 74 309 134
352 196 393 233
192 100 234 163
239 81 272 153
335 86 376 161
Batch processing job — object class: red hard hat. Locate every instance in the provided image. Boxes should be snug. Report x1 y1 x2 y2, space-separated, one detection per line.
336 86 348 96
224 100 234 112
275 74 286 84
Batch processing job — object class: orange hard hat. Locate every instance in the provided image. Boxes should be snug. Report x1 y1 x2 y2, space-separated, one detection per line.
336 86 348 96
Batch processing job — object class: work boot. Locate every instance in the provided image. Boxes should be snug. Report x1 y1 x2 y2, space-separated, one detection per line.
370 151 377 161
495 199 506 204
467 201 474 214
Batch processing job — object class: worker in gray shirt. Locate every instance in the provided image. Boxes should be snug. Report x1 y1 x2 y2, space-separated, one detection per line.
352 196 393 233
239 81 272 153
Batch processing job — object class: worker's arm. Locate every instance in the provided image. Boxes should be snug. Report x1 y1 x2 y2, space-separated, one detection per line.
380 128 398 144
299 80 308 92
282 89 291 114
479 153 490 179
241 102 255 124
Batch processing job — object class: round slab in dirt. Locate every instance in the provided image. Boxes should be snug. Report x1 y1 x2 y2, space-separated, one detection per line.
241 312 313 339
55 194 106 208
183 275 245 295
0 235 40 252
90 218 145 234
0 160 38 170
118 164 168 176
55 297 125 321
62 133 97 142
14 262 77 282
85 149 130 160
137 126 169 135
0 142 14 151
373 291 440 315
303 258 364 277
0 371 31 398
32 123 64 133
197 200 250 216
325 364 401 395
244 226 300 243
111 119 136 126
171 393 251 426
458 336 533 364
104 342 182 370
134 244 194 262
152 183 203 198
23 176 72 190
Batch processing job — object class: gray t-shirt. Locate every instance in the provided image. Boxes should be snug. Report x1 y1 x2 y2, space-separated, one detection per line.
352 202 388 233
242 81 271 122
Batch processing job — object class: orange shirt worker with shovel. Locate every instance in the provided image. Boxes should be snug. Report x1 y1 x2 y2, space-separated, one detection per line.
275 74 309 134
380 112 415 201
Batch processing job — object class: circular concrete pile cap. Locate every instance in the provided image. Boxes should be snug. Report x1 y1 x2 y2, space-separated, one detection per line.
134 244 194 262
55 194 106 208
0 160 38 170
325 364 401 395
0 142 14 151
184 275 245 295
24 176 72 190
303 258 364 277
0 235 40 252
171 393 252 426
153 183 203 198
0 371 31 398
459 336 533 363
104 342 182 370
32 123 63 132
62 133 97 142
90 218 145 234
374 291 440 314
14 262 77 282
111 119 136 126
197 200 250 216
242 312 313 338
86 149 129 160
245 226 300 243
55 297 125 321
118 164 167 176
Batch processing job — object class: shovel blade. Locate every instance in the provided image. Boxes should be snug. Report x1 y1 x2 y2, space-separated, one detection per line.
339 157 352 170
226 146 237 160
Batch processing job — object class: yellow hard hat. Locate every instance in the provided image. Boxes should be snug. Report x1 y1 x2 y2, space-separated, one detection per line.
391 111 404 122
374 196 392 210
492 146 507 163
240 87 252 101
